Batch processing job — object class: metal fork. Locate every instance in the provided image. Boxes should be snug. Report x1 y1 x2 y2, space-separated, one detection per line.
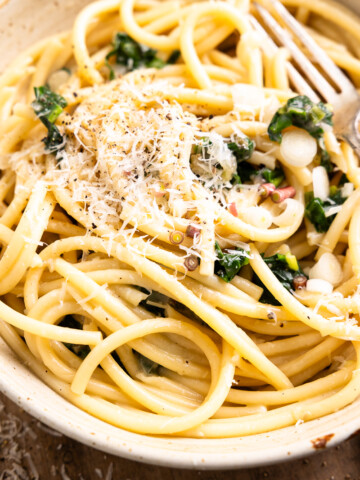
251 0 360 157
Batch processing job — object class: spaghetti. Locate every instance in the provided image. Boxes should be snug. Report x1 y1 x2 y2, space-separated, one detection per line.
0 0 360 437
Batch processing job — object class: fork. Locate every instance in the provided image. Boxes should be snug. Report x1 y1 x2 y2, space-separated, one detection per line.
251 0 360 158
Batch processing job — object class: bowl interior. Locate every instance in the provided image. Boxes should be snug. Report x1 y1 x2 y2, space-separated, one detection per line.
0 0 360 470
1 335 359 470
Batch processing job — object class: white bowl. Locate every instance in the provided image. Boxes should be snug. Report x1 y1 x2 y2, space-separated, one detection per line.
0 0 360 470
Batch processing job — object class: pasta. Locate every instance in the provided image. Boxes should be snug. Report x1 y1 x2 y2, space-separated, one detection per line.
1 0 360 438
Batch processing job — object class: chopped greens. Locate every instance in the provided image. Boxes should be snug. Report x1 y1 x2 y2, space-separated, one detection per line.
139 290 167 317
59 316 90 360
31 86 67 155
224 134 254 183
169 298 207 327
305 186 347 233
134 351 160 375
192 137 212 156
226 133 285 186
268 95 334 173
339 173 350 187
167 49 181 65
268 95 333 143
228 135 255 183
193 135 254 165
191 133 284 189
232 161 257 184
106 33 179 79
232 165 285 187
41 124 65 155
228 135 254 162
255 253 306 305
214 241 250 282
260 167 285 187
32 86 67 121
60 67 71 75
318 144 333 174
263 253 302 291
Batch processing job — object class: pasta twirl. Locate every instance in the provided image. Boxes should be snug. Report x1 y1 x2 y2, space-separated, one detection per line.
0 0 360 438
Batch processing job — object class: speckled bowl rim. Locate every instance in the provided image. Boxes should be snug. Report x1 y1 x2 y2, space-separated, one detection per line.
0 337 359 470
0 339 360 470
1 0 360 470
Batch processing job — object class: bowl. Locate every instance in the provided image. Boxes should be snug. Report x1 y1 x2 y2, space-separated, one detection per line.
0 0 360 470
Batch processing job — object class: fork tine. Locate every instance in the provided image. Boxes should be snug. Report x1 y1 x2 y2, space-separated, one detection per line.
267 0 356 94
254 2 339 103
249 15 320 102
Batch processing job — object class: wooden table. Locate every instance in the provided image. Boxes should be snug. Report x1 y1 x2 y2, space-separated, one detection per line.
1 392 359 480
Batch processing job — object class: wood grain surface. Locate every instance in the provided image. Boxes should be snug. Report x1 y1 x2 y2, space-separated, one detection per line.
1 393 360 480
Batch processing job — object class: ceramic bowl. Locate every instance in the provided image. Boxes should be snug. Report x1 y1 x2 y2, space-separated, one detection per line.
0 0 359 470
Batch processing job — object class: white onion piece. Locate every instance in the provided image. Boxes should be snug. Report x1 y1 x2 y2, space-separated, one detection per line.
325 206 342 218
306 279 333 294
313 166 330 201
272 198 304 227
307 230 324 246
48 69 70 92
280 129 318 167
240 206 273 229
309 252 343 286
341 182 354 198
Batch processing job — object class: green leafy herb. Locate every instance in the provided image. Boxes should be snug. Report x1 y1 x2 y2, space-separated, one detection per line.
268 95 333 143
318 144 333 174
139 290 167 317
134 351 160 375
31 86 67 155
232 164 284 187
167 49 181 65
232 161 257 184
193 135 254 164
59 316 90 360
32 86 67 121
268 95 334 173
305 187 347 233
42 124 66 154
227 135 255 184
255 253 305 305
226 134 286 186
339 173 349 187
214 241 250 282
60 67 71 75
228 135 254 162
260 167 285 187
192 133 283 189
106 33 178 80
69 344 90 360
263 253 301 290
193 137 212 155
169 299 207 327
